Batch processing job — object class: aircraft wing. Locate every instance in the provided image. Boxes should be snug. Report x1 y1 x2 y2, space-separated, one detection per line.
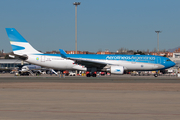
70 58 107 68
59 49 108 68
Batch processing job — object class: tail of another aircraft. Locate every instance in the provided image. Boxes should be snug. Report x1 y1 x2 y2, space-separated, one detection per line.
5 28 42 56
59 49 68 58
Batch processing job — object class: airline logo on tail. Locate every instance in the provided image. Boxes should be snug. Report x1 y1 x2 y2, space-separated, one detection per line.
6 28 42 55
11 45 25 51
6 28 28 51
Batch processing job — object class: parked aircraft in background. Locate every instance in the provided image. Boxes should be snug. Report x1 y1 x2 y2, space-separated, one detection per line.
5 28 86 72
59 49 175 77
19 65 42 76
21 65 41 72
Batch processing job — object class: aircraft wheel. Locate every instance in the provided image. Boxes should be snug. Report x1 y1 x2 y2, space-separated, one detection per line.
92 74 96 77
86 74 90 77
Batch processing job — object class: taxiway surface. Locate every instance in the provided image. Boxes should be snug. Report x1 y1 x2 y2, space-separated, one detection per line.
0 74 180 120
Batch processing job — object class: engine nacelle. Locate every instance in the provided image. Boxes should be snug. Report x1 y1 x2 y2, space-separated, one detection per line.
110 66 124 75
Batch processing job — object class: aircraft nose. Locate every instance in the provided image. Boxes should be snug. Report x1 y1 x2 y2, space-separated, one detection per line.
171 61 176 67
170 61 176 67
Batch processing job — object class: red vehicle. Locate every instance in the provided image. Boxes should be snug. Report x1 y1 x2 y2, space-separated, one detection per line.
107 72 111 76
101 72 105 76
63 70 69 76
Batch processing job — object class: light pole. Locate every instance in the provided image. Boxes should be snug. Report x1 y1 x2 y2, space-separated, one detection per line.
73 2 80 54
155 31 161 53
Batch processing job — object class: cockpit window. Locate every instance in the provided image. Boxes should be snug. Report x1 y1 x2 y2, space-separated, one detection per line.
166 59 171 61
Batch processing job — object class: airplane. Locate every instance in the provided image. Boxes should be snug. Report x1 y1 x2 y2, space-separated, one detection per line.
19 65 42 76
21 65 41 72
59 49 176 77
5 28 87 72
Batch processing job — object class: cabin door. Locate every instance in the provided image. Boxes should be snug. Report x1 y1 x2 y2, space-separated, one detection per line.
41 56 45 62
157 57 161 64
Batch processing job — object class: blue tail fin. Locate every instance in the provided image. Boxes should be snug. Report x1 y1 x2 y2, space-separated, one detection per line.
59 49 67 58
6 28 42 55
6 28 28 43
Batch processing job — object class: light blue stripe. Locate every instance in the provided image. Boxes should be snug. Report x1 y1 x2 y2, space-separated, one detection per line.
11 45 25 51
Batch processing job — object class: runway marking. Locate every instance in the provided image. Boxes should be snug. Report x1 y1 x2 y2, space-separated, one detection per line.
0 110 180 116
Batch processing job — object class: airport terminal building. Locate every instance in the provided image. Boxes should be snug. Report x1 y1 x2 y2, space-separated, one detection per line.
0 59 30 71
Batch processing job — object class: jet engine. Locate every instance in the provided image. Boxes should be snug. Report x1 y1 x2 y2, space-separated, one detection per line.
110 66 124 75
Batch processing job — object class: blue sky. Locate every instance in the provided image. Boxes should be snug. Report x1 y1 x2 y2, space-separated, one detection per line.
0 0 180 53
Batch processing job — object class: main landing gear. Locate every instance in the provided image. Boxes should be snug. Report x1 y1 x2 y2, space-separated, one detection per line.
86 71 97 77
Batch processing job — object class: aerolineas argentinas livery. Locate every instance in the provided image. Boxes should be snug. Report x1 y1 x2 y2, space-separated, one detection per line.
5 28 86 72
59 49 175 77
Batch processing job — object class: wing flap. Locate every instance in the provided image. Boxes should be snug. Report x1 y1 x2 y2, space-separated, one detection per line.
71 58 107 68
59 49 109 68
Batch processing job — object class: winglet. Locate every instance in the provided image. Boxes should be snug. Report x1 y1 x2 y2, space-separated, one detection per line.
59 49 67 58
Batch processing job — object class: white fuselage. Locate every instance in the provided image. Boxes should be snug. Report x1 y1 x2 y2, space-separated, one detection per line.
26 54 87 71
